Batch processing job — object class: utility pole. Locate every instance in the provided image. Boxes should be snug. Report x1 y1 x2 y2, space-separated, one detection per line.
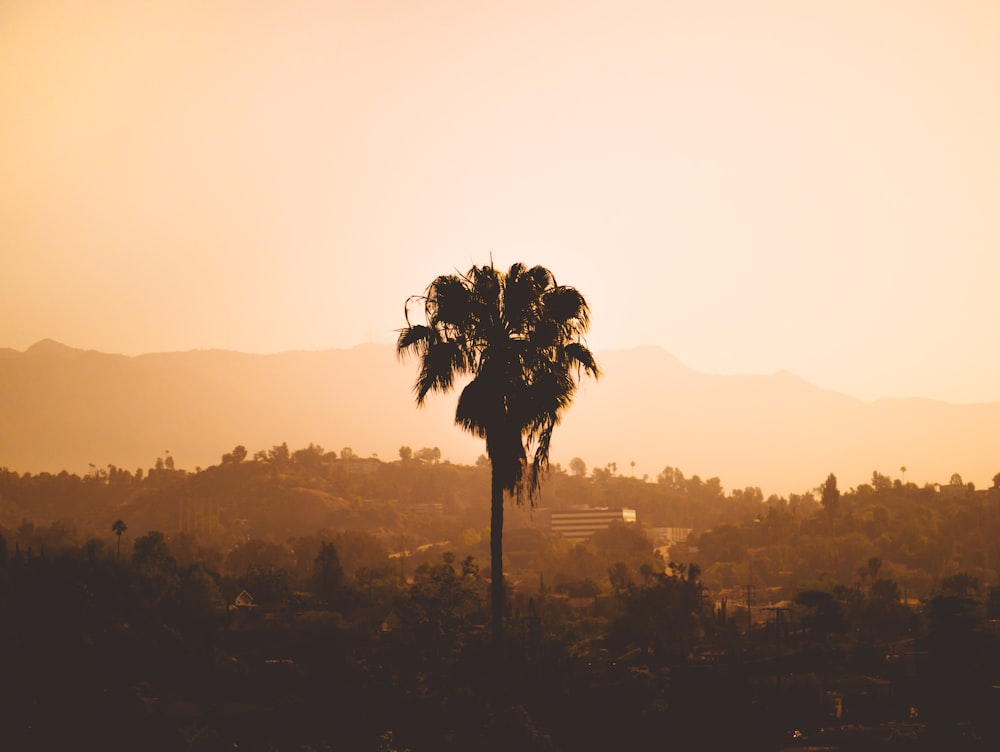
764 605 789 688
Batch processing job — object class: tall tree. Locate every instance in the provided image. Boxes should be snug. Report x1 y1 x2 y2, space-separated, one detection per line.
111 519 127 561
397 262 598 646
311 541 345 607
820 473 840 521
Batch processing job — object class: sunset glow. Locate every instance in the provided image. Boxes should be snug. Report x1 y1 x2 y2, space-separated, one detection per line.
3 0 999 404
5 5 1000 744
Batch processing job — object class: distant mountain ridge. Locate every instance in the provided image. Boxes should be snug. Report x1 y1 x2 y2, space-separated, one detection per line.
1 340 997 495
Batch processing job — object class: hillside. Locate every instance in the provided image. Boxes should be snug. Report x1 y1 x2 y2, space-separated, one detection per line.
1 340 998 494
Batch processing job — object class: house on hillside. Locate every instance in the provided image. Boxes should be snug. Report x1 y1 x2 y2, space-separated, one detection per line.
230 589 256 611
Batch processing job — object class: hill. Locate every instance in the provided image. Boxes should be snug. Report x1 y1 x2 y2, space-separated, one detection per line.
1 340 997 494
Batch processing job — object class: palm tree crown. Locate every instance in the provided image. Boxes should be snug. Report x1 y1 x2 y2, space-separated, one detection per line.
112 519 127 561
398 261 598 644
398 262 598 497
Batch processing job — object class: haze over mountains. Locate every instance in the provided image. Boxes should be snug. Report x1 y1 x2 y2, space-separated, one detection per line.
1 340 996 495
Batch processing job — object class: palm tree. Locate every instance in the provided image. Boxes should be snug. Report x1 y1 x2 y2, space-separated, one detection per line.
397 261 599 646
112 519 127 561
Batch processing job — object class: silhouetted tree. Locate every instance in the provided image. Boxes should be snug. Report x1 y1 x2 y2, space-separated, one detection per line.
871 470 892 492
292 443 325 474
312 541 345 607
795 588 847 643
414 446 441 462
820 472 840 523
608 562 708 663
396 551 483 659
222 444 247 464
397 262 599 647
132 530 174 572
862 577 909 641
867 555 882 581
111 519 127 561
171 564 225 636
268 442 290 465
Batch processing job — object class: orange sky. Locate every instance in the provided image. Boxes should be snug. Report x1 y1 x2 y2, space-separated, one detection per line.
3 0 999 403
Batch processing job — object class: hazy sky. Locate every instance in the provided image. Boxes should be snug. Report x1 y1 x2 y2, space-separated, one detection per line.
3 0 999 403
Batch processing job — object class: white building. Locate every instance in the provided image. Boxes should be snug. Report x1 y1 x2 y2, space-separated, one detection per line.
551 507 637 542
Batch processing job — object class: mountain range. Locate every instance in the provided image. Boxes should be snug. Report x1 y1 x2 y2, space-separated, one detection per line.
1 339 997 495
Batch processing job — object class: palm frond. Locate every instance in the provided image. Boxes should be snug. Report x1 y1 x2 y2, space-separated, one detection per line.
395 324 434 359
525 265 555 291
402 294 427 328
543 286 591 329
502 264 541 333
525 415 557 502
563 341 600 378
415 339 466 404
455 377 499 439
467 264 502 306
428 274 474 328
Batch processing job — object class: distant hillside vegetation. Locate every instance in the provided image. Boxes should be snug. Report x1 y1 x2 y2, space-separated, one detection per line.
1 340 998 494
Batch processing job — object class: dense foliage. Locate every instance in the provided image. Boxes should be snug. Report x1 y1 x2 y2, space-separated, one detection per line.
1 450 1000 748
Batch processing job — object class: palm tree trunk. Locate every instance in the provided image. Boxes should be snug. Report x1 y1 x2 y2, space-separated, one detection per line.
490 468 505 648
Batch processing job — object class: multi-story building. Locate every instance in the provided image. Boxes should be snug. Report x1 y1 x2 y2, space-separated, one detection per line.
551 507 637 542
